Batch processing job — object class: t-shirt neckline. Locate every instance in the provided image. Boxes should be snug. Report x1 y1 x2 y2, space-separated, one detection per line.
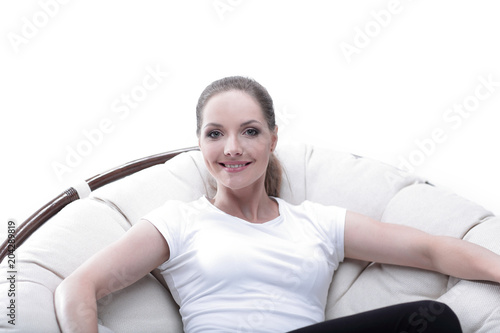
202 196 284 226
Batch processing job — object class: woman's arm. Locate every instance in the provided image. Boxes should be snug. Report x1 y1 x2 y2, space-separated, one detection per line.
54 220 169 333
344 211 500 283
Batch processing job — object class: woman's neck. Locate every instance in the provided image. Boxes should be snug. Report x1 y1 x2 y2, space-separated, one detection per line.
212 183 279 224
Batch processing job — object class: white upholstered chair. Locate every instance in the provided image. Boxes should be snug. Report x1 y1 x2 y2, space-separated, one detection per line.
1 142 499 332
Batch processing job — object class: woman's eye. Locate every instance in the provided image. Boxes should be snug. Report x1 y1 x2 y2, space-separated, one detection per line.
208 130 222 139
244 128 259 136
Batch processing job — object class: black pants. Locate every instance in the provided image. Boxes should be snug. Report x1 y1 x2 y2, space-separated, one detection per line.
289 301 462 333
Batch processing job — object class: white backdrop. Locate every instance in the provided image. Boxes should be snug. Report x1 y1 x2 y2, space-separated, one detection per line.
1 0 499 233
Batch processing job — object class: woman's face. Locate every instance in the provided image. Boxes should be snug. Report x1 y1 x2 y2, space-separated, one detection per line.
198 90 278 193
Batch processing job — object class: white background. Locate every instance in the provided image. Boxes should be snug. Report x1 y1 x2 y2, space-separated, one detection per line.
1 0 499 234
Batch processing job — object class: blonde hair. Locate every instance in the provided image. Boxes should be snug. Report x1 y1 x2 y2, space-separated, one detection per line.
196 76 282 197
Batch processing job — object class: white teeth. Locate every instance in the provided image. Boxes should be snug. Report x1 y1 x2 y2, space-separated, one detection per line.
225 164 246 168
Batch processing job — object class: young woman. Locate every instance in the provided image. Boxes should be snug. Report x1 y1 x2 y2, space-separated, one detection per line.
55 76 500 332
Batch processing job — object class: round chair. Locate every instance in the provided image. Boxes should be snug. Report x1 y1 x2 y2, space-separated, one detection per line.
1 142 499 332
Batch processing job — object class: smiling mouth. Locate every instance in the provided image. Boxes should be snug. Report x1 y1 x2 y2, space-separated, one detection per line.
220 162 251 168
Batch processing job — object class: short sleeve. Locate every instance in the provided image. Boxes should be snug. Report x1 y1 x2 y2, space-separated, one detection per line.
141 200 185 264
301 201 347 267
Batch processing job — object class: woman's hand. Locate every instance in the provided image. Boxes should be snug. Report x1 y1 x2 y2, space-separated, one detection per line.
54 220 170 333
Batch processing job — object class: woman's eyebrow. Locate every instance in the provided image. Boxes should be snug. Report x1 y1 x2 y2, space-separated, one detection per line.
240 120 262 127
203 122 223 129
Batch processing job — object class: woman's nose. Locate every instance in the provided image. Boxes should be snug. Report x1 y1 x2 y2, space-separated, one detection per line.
224 135 243 156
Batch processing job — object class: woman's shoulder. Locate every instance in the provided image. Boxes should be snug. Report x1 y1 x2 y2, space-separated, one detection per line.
275 197 344 211
276 197 347 221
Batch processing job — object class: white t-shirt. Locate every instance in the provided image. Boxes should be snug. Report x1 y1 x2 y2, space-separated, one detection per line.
142 196 346 333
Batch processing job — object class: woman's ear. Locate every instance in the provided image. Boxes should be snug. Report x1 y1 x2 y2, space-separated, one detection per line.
271 125 278 152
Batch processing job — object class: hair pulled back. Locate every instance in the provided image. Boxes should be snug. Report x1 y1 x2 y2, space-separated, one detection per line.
196 76 282 197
